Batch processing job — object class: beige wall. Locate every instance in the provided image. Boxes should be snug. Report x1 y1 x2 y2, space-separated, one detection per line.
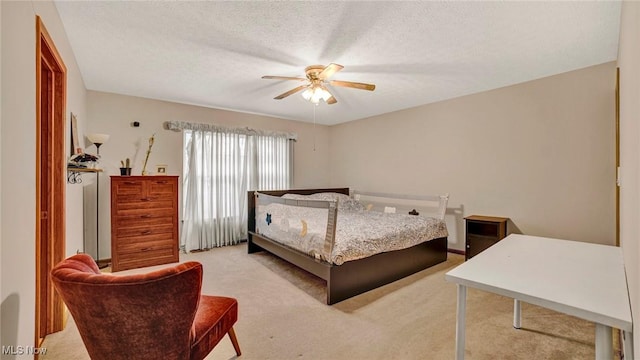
618 1 640 357
1 0 87 354
86 91 331 258
330 62 617 250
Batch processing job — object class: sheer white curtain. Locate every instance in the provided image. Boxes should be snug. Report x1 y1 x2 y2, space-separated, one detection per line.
177 122 294 252
248 134 293 190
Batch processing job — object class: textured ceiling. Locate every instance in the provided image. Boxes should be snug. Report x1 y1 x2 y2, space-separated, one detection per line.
54 1 621 126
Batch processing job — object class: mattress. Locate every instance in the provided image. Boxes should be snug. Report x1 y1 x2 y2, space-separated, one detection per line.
255 193 448 265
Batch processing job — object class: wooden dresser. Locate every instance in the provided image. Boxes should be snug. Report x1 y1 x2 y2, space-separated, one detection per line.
110 175 179 271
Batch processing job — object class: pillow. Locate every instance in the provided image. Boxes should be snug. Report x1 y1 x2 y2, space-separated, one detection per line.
281 192 349 201
281 193 308 200
281 192 364 211
307 192 351 201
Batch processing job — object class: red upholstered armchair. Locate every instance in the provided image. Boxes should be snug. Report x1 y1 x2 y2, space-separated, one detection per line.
51 254 241 360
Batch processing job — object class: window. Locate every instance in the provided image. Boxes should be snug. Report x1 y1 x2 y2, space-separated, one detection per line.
180 125 294 252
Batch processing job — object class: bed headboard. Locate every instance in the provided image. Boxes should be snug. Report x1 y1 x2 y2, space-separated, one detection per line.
352 190 449 220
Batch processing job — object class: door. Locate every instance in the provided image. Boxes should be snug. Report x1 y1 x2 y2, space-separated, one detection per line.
35 15 67 347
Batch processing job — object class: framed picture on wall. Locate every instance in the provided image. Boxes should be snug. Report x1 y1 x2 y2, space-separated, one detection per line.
156 164 168 175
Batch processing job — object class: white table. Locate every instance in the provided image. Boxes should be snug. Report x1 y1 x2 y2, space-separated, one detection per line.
445 234 633 360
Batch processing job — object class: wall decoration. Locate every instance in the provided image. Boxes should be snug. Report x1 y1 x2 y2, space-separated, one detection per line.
156 164 167 175
70 112 81 156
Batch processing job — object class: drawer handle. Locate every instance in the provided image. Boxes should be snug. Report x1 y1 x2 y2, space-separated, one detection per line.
140 198 152 202
141 230 152 235
124 181 138 185
155 181 168 184
140 214 152 218
140 247 152 252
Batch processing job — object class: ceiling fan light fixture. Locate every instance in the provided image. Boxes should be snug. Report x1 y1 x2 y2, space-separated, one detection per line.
302 87 314 101
319 86 331 101
311 89 324 104
302 85 331 104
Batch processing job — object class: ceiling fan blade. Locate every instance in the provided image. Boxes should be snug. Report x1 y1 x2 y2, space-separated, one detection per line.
318 63 344 80
262 76 308 81
329 80 376 91
320 85 337 104
274 85 307 100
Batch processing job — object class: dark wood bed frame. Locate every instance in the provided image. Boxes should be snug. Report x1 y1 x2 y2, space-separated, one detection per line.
247 188 448 305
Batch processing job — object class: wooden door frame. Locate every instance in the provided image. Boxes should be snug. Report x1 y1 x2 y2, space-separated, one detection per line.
35 15 66 347
616 67 620 247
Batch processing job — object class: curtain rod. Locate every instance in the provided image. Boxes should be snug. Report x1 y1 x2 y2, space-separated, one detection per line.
164 121 297 141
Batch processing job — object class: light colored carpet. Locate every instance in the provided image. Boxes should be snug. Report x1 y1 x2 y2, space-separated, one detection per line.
41 244 606 360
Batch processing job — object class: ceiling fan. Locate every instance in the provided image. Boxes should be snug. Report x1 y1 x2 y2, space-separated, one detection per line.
262 63 375 105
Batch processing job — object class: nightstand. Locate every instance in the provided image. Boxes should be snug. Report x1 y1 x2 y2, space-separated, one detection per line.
465 215 509 261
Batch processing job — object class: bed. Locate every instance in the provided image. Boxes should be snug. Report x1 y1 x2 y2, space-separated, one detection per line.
247 188 449 304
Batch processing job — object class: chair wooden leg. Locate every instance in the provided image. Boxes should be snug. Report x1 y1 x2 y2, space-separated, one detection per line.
228 327 241 356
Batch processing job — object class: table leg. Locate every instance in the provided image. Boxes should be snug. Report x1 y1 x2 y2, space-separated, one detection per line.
455 284 467 360
513 299 521 329
595 323 613 360
623 330 634 360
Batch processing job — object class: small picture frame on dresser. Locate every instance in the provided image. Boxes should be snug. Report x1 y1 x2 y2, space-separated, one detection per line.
156 164 167 175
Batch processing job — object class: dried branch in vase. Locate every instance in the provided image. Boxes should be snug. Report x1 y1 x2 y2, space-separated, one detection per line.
141 134 155 175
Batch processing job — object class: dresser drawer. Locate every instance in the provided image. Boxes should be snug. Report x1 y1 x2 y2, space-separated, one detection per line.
115 246 178 272
114 197 175 211
114 206 174 217
113 180 144 195
148 180 176 196
117 238 175 254
115 223 174 238
116 255 179 272
116 216 175 229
